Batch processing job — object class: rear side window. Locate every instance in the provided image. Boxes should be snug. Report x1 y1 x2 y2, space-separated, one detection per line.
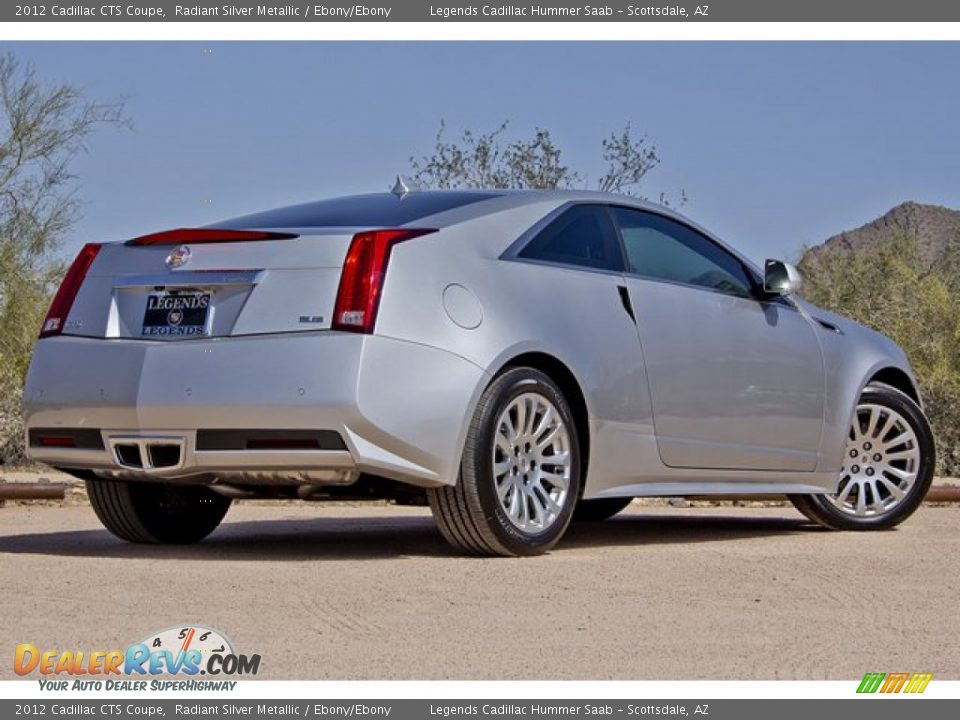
612 207 755 298
215 191 502 229
518 204 623 272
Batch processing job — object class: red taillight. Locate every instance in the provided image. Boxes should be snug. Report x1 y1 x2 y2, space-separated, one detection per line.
127 228 298 246
39 243 101 339
332 228 437 334
38 435 77 448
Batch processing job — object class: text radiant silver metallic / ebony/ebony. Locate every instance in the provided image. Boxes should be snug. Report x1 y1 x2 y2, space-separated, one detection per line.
23 190 936 555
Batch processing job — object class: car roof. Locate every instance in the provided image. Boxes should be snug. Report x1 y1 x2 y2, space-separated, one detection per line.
213 188 694 232
207 188 761 276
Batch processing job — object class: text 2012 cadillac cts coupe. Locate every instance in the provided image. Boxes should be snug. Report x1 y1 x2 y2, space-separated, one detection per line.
23 189 936 556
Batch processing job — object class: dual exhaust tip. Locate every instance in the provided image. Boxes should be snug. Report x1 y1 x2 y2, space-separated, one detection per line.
109 438 185 471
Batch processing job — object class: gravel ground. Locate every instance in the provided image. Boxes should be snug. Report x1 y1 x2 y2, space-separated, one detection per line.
1 502 958 680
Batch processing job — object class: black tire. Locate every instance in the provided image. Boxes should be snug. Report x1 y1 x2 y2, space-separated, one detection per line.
427 367 582 557
573 497 633 522
789 382 935 531
86 479 232 544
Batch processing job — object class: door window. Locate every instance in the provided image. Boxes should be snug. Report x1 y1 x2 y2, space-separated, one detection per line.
612 207 755 298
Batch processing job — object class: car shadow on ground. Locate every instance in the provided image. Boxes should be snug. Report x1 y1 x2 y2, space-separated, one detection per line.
0 509 821 561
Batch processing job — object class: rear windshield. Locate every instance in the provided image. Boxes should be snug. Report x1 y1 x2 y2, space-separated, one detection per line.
214 191 502 229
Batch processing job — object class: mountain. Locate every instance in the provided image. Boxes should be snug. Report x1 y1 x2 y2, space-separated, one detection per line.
803 201 960 268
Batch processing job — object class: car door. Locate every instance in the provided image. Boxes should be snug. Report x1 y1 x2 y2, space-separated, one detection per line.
611 206 825 472
505 202 656 448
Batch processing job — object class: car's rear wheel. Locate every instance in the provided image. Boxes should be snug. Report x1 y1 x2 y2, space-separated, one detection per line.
86 479 232 544
573 497 633 522
789 383 935 530
427 367 581 556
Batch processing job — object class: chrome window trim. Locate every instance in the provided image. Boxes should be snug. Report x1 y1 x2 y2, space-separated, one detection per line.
500 254 628 280
605 204 803 310
621 270 801 312
502 200 797 309
506 200 800 312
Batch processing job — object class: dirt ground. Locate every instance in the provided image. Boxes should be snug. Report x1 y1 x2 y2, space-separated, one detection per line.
1 501 958 680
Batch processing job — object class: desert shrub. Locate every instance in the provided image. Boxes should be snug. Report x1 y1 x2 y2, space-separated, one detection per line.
800 235 960 476
0 53 125 465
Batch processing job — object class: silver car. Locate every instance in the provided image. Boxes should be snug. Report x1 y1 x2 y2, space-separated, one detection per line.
23 189 936 556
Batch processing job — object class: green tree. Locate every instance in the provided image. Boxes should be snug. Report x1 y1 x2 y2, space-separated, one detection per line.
800 236 960 476
410 121 684 205
0 53 126 464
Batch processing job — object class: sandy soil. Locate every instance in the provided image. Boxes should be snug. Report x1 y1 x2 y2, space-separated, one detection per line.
1 502 958 680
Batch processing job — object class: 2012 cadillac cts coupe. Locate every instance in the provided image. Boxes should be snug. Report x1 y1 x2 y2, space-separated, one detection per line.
24 189 936 556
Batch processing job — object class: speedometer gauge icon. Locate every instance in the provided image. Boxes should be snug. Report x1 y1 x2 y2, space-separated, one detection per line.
139 624 235 671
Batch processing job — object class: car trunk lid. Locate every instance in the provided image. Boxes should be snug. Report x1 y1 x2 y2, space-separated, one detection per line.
66 229 357 339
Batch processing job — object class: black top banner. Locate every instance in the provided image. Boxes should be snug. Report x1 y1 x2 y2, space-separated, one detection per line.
5 0 960 22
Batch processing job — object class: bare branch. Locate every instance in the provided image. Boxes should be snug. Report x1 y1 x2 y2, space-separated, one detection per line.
409 119 683 205
597 123 659 195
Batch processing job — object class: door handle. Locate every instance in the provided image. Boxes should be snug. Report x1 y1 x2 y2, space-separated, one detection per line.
617 285 636 322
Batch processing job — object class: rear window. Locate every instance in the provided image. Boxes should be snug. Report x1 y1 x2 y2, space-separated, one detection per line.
214 191 502 229
517 204 624 272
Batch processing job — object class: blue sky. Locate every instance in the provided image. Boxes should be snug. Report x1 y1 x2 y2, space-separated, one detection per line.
9 42 960 263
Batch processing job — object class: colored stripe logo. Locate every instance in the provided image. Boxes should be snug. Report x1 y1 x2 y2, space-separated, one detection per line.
857 672 933 694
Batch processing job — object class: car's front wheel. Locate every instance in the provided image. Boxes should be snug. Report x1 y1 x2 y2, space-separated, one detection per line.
789 382 935 530
428 367 581 556
87 479 232 544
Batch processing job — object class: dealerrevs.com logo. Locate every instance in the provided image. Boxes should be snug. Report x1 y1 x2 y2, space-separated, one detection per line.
857 672 933 694
14 625 260 690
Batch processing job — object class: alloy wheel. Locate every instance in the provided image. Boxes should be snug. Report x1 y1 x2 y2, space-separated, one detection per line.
493 392 572 533
828 402 921 518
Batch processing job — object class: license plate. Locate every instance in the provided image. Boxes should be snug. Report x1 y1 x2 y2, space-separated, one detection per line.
141 291 211 337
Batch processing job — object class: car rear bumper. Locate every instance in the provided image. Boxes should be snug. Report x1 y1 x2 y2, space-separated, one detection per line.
24 332 488 487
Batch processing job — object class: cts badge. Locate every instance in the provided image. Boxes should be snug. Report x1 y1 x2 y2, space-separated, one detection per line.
165 245 191 269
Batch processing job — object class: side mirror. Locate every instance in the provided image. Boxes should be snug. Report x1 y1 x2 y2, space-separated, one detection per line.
763 259 803 296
